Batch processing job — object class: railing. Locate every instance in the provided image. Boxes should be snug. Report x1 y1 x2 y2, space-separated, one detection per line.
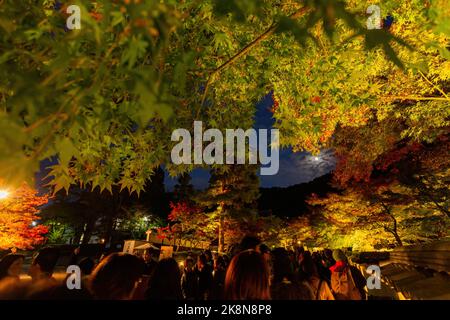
352 240 450 300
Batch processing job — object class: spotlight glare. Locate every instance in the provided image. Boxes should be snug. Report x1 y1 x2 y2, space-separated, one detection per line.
0 190 9 200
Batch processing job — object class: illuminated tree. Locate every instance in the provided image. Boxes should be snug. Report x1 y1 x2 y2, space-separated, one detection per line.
173 173 195 203
195 166 260 252
1 0 438 194
166 201 212 243
0 184 49 250
307 179 450 251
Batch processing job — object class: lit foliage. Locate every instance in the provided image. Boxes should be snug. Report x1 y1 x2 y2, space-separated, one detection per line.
278 216 317 248
115 207 164 240
157 201 213 243
0 184 49 250
2 0 447 194
306 182 450 251
45 220 74 244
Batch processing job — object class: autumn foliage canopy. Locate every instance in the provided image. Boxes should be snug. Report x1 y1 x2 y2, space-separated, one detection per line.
0 184 49 250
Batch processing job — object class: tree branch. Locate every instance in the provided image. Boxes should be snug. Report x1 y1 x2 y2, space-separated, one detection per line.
198 6 310 113
381 95 450 102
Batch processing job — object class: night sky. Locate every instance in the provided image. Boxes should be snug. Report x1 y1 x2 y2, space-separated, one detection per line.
37 94 336 191
165 94 336 190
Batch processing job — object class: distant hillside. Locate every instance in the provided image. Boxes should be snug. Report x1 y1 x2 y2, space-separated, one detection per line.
258 173 336 218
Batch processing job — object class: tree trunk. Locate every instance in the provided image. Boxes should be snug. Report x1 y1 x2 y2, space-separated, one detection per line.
103 215 115 246
218 205 225 254
392 231 403 246
72 228 83 245
81 219 96 245
381 201 403 247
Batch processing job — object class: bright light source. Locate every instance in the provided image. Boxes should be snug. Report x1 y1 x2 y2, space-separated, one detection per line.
31 221 37 227
0 190 9 200
312 156 320 161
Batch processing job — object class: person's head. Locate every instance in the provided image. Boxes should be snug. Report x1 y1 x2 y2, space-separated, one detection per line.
296 246 305 263
143 249 152 263
320 249 334 267
214 256 226 271
259 244 271 262
224 250 270 300
204 250 212 262
29 248 60 281
239 235 262 252
184 256 195 271
332 249 347 263
78 257 95 276
271 248 295 283
89 253 144 300
147 258 182 300
300 251 319 279
197 254 207 270
0 254 25 280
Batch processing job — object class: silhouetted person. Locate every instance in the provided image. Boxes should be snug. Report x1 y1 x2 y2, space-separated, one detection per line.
224 250 270 300
27 282 93 300
181 256 198 300
271 248 312 300
239 235 262 252
146 258 183 300
300 252 334 300
89 253 145 300
142 249 158 276
329 249 366 300
196 254 213 300
29 247 60 284
210 255 227 300
0 254 24 282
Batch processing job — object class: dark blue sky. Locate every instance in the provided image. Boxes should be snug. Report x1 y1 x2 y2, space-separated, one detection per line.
165 94 336 190
38 94 336 191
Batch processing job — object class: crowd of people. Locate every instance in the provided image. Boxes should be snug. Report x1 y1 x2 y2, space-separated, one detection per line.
0 236 368 300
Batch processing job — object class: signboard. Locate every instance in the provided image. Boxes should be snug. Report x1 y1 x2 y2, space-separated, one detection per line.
123 240 135 254
159 245 173 260
123 240 148 254
146 234 209 250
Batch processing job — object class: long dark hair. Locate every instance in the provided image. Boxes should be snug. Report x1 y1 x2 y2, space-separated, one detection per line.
300 251 319 281
146 258 183 300
224 250 270 300
89 253 144 300
0 254 24 281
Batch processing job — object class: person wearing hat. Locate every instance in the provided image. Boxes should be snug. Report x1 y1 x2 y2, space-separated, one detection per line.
329 249 367 300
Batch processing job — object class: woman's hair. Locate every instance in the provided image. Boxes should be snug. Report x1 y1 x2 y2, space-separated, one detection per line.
239 235 262 252
271 280 313 300
89 253 144 300
224 250 270 300
0 254 24 280
146 258 183 300
299 251 319 280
